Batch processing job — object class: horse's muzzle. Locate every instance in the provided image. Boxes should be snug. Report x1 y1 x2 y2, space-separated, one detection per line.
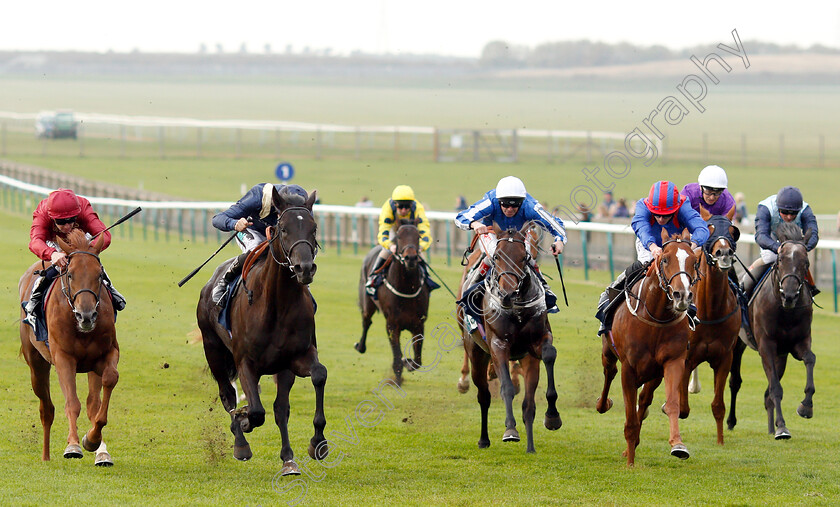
293 262 316 285
672 289 693 312
74 309 98 332
715 251 734 270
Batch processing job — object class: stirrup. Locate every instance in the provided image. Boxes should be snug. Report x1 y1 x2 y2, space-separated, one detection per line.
464 314 478 333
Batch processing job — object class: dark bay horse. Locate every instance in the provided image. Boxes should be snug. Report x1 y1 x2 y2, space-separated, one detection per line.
681 208 741 445
19 229 119 465
596 229 698 466
457 222 561 453
197 187 327 475
727 221 815 440
356 220 429 385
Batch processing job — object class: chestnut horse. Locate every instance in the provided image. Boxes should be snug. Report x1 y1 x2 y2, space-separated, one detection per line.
726 222 815 440
197 187 327 475
19 229 119 465
680 208 741 445
356 220 429 385
596 229 698 466
456 222 561 453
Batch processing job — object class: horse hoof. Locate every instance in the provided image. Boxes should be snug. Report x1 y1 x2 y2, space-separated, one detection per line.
63 444 83 459
81 434 100 452
502 429 520 442
94 451 114 467
797 403 813 419
354 342 366 354
544 414 562 431
403 357 420 372
670 444 690 460
478 439 490 449
281 460 301 476
456 378 470 394
596 397 613 413
234 444 253 461
775 428 792 440
308 441 329 460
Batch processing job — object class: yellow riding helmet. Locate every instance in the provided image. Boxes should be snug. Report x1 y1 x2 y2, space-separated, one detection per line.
391 185 415 201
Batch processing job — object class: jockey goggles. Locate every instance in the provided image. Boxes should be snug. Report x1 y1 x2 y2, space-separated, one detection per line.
779 208 799 216
499 198 524 208
394 200 412 209
54 216 78 225
701 186 724 196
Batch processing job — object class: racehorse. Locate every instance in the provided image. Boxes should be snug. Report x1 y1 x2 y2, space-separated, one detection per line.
681 208 741 445
456 222 561 453
356 220 429 386
197 187 327 475
726 221 815 440
596 229 698 466
19 229 119 465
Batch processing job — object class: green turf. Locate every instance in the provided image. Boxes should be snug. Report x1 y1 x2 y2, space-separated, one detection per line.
2 210 838 506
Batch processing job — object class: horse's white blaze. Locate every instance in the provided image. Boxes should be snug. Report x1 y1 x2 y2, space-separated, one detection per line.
676 248 690 289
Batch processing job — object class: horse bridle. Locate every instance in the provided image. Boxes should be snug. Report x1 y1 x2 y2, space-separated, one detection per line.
267 206 319 271
490 234 531 296
656 239 700 302
60 250 104 311
774 240 807 301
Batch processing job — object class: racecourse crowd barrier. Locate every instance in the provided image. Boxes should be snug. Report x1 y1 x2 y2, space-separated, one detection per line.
2 173 839 312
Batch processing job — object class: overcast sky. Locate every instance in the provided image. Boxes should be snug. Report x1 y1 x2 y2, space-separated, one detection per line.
4 1 839 57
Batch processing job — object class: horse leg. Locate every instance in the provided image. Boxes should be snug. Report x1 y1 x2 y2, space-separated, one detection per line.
758 343 790 439
387 324 404 385
688 368 702 394
539 336 562 431
710 352 734 445
519 355 540 453
511 361 523 396
678 357 696 419
290 344 329 461
402 324 424 372
663 359 689 459
619 365 640 466
596 335 618 414
25 348 54 461
638 378 662 422
83 348 119 454
238 362 266 433
53 353 83 458
203 336 250 460
793 341 816 419
727 338 746 430
355 306 374 354
273 370 301 476
457 345 470 394
490 343 519 444
469 346 491 449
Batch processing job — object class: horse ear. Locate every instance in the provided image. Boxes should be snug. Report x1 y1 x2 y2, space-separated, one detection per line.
491 222 503 235
660 228 670 243
519 220 533 235
305 190 318 211
730 225 741 242
698 206 711 221
804 229 812 245
92 233 105 254
708 224 715 236
271 185 286 211
413 217 421 226
725 206 736 221
57 236 72 255
680 228 691 242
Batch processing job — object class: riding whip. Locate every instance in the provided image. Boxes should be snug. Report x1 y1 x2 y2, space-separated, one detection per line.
92 206 143 239
178 217 254 287
733 253 757 284
553 254 569 307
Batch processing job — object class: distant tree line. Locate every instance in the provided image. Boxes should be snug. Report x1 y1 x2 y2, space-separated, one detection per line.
479 39 840 68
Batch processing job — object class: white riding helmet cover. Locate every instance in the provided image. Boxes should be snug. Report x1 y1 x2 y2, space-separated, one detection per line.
495 176 527 198
698 165 728 188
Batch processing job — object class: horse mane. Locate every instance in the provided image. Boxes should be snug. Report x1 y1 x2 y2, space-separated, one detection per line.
776 221 803 242
65 229 91 251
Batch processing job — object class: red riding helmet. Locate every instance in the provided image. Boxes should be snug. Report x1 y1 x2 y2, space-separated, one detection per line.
47 188 82 219
644 181 685 215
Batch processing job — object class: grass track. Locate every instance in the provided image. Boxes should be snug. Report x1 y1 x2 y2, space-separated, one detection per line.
1 210 839 505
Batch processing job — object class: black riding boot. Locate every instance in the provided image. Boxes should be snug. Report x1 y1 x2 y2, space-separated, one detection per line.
740 263 770 301
365 256 388 295
212 253 247 305
23 266 58 328
102 268 126 311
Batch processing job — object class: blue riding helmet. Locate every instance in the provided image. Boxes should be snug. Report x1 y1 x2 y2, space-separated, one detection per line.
776 186 803 212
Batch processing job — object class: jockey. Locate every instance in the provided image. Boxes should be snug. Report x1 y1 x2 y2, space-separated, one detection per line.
596 181 709 335
364 185 433 294
23 188 126 328
210 183 309 305
454 176 567 313
741 186 819 298
680 165 736 216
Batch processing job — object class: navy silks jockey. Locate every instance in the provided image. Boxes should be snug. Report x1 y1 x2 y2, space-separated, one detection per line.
210 183 309 305
364 185 433 294
596 181 709 335
454 176 567 314
741 186 820 298
23 188 127 330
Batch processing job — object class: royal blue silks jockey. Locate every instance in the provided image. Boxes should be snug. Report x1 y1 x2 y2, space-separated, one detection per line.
595 181 709 335
455 176 567 315
210 183 309 305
